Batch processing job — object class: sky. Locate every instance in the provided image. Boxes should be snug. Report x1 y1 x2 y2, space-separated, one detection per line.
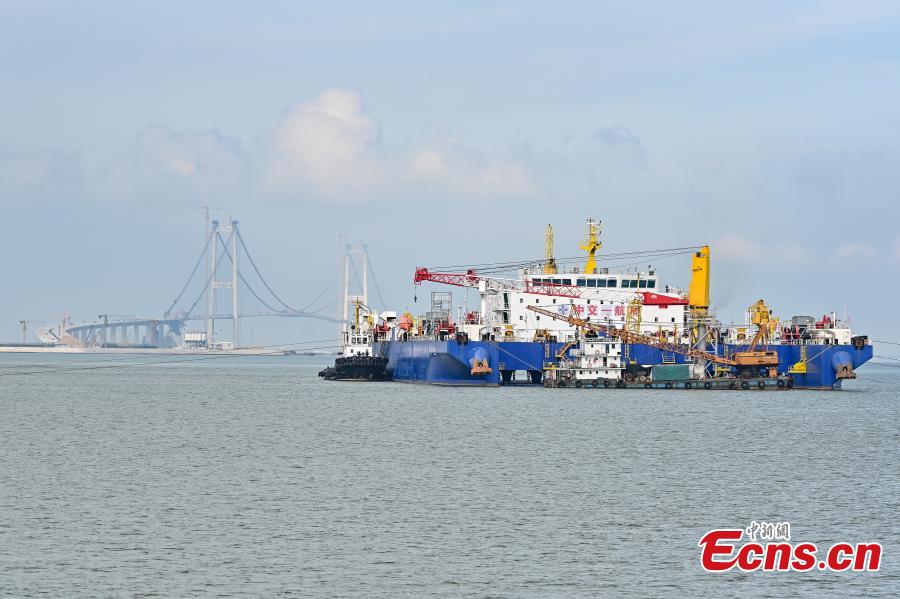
2 1 899 346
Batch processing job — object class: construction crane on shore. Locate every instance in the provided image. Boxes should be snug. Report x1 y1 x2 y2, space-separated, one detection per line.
526 304 738 366
18 320 43 345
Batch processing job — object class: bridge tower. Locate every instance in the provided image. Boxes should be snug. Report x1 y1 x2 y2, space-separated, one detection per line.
206 219 241 348
341 243 369 334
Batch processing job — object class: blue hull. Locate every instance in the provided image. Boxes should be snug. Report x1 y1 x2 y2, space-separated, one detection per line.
374 339 568 386
729 343 873 390
377 339 872 390
374 339 501 386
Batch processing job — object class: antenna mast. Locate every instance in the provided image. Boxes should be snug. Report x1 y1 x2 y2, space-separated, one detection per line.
579 217 602 274
543 224 558 274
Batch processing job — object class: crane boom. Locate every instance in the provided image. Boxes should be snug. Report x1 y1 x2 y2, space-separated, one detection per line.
526 305 737 366
414 267 581 298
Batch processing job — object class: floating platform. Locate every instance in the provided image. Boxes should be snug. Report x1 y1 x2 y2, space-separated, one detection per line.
543 375 794 390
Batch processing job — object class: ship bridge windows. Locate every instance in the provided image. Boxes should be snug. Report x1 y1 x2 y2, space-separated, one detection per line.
543 276 660 289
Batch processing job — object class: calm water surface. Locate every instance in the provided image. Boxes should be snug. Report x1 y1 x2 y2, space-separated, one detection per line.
1 354 898 597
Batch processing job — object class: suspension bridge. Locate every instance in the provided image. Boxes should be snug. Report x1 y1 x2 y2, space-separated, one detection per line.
55 220 376 349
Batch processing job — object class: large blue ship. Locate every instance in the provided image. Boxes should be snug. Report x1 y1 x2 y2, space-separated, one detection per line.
358 219 872 390
374 338 872 390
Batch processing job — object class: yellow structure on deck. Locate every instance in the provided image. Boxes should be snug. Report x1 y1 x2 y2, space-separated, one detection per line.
543 224 557 274
749 299 773 346
687 246 711 366
789 346 808 374
688 246 710 310
579 218 601 274
625 295 643 334
527 305 738 366
733 299 780 371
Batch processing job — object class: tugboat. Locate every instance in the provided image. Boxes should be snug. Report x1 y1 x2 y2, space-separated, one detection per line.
319 299 390 381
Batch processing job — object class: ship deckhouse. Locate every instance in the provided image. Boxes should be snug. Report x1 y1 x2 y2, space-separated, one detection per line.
475 219 692 343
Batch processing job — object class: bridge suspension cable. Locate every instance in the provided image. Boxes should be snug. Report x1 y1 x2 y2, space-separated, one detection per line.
179 230 235 318
222 231 343 323
164 229 215 318
162 221 351 328
366 252 387 311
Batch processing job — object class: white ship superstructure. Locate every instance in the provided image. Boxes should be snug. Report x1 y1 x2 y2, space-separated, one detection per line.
475 270 689 343
440 219 695 346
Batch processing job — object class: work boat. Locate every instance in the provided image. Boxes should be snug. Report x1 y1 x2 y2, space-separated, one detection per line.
318 300 390 381
368 218 871 389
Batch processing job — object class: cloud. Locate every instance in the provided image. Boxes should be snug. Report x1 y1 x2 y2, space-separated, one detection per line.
97 125 249 202
134 125 247 177
260 88 537 201
591 126 646 165
5 88 539 206
835 242 879 260
262 88 383 195
406 139 536 197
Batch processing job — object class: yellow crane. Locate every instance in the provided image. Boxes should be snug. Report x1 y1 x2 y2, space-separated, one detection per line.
625 294 643 335
733 299 780 371
543 224 557 274
579 217 601 274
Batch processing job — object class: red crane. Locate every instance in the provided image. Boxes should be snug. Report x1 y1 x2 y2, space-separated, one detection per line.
414 267 582 298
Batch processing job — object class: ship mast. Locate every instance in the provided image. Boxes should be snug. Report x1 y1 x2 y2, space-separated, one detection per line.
543 224 557 274
579 217 602 274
